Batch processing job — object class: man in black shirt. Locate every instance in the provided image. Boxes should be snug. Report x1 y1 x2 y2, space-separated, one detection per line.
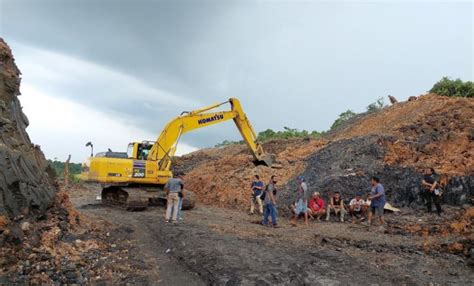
421 168 442 216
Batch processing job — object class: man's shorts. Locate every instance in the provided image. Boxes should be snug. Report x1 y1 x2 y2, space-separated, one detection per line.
370 205 384 217
294 199 307 215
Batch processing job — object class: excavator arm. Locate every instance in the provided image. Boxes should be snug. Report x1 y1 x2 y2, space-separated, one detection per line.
148 98 272 170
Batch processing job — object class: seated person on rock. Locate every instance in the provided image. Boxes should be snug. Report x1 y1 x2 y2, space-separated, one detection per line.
326 191 346 222
308 192 325 221
349 192 367 223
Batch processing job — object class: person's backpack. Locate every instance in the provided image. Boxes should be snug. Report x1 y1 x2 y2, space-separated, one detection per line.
260 186 266 201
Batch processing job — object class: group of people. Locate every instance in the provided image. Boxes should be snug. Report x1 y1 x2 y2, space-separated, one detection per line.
250 175 279 226
250 174 386 227
288 176 386 226
250 168 443 227
164 167 443 225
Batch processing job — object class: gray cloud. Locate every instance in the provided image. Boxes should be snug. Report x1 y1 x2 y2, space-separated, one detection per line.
1 0 472 149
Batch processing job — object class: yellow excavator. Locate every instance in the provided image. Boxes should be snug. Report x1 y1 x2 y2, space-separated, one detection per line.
81 98 272 210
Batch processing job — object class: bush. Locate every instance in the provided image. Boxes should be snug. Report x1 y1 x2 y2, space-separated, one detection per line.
48 160 82 181
366 97 386 113
215 139 243 147
430 77 474 98
214 127 322 147
330 109 357 131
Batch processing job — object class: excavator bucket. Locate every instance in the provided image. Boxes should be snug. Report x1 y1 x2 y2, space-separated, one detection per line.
257 153 274 167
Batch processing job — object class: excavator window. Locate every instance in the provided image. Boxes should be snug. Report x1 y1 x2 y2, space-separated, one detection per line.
137 143 152 160
127 143 135 159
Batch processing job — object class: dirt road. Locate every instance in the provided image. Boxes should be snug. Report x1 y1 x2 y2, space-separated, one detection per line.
70 186 473 285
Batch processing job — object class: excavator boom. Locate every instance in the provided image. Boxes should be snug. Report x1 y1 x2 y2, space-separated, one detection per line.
148 98 272 169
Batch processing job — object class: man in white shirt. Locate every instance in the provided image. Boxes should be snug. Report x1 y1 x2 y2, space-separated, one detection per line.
349 192 367 223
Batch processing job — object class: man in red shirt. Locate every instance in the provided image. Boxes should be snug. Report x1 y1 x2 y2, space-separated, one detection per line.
308 192 325 221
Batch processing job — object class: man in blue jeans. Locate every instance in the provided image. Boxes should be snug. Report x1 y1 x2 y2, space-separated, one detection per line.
262 175 278 227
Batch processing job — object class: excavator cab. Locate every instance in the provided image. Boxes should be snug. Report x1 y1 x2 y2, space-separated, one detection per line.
127 142 154 160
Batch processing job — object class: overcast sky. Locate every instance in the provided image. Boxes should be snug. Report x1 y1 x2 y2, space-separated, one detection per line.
0 0 472 163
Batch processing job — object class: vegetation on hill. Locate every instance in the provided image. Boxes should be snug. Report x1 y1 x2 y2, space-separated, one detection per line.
48 160 82 181
366 97 386 113
215 127 322 147
430 77 474 98
330 110 357 130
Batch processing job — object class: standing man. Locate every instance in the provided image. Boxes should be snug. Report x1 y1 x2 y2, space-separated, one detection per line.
250 175 264 215
164 173 184 223
421 168 443 216
291 176 308 226
367 176 386 226
262 175 278 227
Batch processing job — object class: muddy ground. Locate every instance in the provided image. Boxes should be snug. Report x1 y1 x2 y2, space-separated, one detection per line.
70 185 473 285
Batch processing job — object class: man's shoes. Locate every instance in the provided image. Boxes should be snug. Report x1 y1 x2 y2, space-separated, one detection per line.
165 220 170 223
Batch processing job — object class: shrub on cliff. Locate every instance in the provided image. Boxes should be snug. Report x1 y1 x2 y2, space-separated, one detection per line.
430 77 474 98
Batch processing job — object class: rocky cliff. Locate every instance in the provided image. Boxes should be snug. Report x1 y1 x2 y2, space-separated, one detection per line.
0 39 56 225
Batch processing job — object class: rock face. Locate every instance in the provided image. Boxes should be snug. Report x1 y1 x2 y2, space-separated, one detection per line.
0 39 56 220
284 135 473 209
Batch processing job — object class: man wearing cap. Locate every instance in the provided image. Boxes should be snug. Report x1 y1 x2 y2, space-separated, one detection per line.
349 193 366 223
291 176 309 226
250 175 264 215
308 192 325 221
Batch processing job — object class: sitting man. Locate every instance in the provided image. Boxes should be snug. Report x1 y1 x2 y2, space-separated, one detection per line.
349 192 366 223
308 192 325 221
326 191 346 222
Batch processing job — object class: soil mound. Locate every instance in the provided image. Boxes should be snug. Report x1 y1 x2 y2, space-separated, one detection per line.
330 95 473 176
176 95 473 210
0 39 56 224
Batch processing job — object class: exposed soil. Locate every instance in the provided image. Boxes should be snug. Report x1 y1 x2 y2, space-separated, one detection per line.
0 188 154 284
65 185 473 285
174 94 473 212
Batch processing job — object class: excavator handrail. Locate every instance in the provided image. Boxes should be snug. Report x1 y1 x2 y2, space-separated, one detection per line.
148 98 272 169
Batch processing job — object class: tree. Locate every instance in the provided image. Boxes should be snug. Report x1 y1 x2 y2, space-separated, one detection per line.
366 97 386 113
330 109 357 131
430 77 474 98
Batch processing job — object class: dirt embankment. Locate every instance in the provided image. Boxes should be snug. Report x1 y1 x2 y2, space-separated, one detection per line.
330 95 474 176
174 138 327 209
176 94 473 210
0 39 56 225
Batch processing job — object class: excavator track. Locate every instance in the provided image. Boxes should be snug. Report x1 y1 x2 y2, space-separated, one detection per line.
100 186 195 211
101 186 151 211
